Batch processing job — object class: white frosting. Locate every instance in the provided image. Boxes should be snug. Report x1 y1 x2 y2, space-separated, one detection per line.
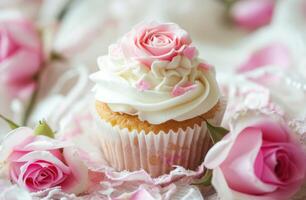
90 51 221 124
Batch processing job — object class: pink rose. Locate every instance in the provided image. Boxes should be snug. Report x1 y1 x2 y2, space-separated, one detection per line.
0 11 43 98
118 21 193 67
231 0 275 30
0 127 88 194
204 116 306 200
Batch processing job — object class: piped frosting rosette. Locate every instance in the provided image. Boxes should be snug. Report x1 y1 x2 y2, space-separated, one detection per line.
91 21 221 124
90 21 224 176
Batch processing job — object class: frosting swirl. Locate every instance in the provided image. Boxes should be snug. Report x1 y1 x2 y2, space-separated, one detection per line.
90 22 220 124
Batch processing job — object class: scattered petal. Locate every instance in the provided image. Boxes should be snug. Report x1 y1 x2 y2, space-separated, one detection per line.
183 46 197 60
237 43 291 73
171 82 197 97
136 79 151 92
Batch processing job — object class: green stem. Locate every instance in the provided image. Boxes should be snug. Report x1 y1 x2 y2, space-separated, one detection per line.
21 55 48 126
22 85 39 126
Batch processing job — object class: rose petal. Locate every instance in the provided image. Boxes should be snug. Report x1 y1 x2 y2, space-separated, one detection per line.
231 0 275 30
237 43 291 73
0 27 19 61
4 19 41 52
61 147 88 195
0 127 33 162
220 127 278 194
21 136 71 151
16 151 70 174
252 120 289 143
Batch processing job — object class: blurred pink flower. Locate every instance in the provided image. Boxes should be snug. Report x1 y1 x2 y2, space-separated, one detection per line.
0 11 43 99
0 127 88 194
231 0 275 30
205 116 306 200
236 43 291 73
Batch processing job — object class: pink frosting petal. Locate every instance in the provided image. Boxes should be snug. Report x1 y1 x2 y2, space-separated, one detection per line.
171 82 197 97
183 46 197 60
136 80 151 92
198 62 212 71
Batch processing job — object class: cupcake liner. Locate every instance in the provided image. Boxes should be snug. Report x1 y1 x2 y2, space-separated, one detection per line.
94 98 226 177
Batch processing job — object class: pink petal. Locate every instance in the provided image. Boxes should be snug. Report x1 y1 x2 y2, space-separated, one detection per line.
0 49 42 98
262 143 306 184
198 62 212 71
231 0 275 30
5 19 41 52
171 82 197 97
183 46 197 60
0 27 19 61
237 43 291 73
17 151 70 175
220 127 278 194
259 146 285 185
251 119 289 143
7 81 36 99
61 147 89 195
0 49 41 82
136 80 151 92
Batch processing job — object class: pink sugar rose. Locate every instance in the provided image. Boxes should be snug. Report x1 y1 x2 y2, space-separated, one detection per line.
231 0 275 31
0 11 43 99
205 116 306 200
0 127 88 194
118 21 193 67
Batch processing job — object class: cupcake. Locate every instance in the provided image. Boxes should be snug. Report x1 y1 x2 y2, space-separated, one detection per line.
90 21 225 177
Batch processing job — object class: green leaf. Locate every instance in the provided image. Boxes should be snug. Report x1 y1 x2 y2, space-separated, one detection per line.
33 120 54 138
192 169 212 186
206 120 229 144
0 114 20 130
